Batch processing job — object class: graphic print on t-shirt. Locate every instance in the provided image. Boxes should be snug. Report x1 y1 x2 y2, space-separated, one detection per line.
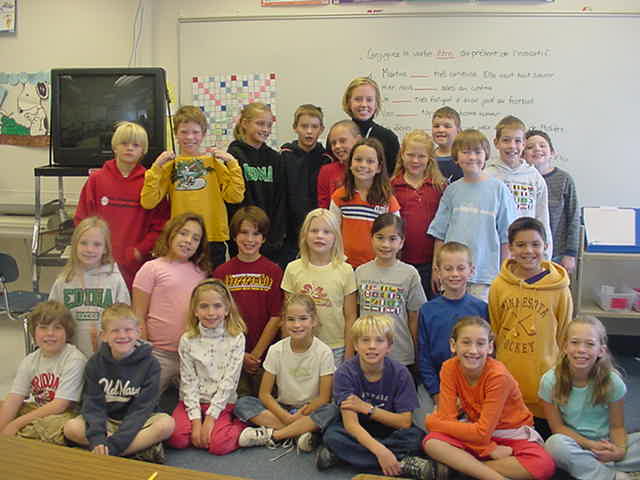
173 158 213 191
31 372 60 406
359 281 403 316
506 182 535 211
224 272 273 292
301 283 332 308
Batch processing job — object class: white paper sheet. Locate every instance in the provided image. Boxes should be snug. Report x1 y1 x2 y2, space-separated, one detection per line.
584 207 636 246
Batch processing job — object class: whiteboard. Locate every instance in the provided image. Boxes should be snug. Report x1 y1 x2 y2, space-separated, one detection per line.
179 14 640 208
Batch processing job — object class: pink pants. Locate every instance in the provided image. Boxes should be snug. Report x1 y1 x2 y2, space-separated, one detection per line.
167 402 246 455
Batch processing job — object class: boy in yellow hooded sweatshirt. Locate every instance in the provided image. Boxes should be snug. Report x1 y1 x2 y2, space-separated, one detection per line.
489 216 572 440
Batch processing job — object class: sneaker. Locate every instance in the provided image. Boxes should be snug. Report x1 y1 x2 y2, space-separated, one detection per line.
268 438 295 462
400 456 434 480
132 442 166 464
238 426 274 447
297 431 320 453
316 445 339 471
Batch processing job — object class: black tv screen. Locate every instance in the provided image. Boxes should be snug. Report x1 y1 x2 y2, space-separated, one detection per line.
50 67 167 168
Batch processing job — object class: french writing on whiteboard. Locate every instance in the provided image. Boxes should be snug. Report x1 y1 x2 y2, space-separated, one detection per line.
361 46 565 141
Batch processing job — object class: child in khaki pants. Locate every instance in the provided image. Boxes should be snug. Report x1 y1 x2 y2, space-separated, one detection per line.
0 301 87 444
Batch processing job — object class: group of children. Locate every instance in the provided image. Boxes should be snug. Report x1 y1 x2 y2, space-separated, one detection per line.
0 74 636 480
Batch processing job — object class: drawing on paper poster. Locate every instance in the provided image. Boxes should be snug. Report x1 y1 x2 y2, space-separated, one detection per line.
0 0 16 33
191 73 277 150
0 71 50 147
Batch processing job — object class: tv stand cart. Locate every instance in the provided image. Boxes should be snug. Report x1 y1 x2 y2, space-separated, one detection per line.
32 165 90 292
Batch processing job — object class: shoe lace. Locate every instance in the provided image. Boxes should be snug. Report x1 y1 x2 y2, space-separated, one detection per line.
268 438 295 462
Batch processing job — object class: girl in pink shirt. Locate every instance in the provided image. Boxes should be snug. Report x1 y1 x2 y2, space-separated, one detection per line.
132 212 209 392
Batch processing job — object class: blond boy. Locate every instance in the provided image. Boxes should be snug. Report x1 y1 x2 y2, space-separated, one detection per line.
63 303 174 462
75 121 169 289
318 315 432 480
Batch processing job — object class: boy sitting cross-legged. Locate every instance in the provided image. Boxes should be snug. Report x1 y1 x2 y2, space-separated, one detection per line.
317 315 433 480
63 303 174 462
0 300 86 444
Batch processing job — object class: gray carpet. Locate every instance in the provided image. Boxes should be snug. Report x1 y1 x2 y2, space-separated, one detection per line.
161 352 640 480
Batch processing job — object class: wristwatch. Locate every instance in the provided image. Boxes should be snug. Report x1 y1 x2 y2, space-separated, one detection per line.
367 404 376 416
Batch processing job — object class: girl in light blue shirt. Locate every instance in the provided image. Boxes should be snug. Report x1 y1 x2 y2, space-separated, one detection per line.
539 316 640 480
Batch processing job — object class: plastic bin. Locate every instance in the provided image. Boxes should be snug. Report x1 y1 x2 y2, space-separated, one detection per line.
595 285 636 312
633 288 640 312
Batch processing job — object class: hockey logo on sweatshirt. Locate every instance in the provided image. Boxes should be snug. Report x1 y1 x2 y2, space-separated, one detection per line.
499 297 550 354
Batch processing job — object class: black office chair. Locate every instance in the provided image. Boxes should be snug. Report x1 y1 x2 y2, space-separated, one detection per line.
0 253 47 354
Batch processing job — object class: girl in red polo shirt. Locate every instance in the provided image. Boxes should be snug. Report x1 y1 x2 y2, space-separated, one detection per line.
391 130 446 299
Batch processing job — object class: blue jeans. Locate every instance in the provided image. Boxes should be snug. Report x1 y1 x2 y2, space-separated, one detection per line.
234 396 339 430
545 432 640 480
323 420 424 469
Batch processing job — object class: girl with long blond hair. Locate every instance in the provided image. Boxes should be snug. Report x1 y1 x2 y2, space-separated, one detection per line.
49 216 129 358
541 316 640 480
391 129 446 298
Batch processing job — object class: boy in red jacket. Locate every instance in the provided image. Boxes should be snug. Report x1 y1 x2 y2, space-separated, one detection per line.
75 121 169 290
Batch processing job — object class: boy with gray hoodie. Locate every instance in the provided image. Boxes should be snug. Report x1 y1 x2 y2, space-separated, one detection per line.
486 115 553 259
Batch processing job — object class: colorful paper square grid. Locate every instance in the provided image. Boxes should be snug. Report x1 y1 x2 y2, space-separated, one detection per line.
191 73 278 150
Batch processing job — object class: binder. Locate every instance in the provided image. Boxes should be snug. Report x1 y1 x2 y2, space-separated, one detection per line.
584 207 640 254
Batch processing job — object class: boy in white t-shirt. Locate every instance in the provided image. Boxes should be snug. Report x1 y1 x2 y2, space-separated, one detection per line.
0 301 86 444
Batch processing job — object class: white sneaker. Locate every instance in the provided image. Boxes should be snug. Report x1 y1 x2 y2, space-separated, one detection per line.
238 426 274 447
297 431 320 453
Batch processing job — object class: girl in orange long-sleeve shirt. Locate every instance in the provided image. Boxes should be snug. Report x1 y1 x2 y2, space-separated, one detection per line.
423 316 555 480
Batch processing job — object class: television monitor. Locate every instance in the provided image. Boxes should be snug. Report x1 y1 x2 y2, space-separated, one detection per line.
50 67 167 168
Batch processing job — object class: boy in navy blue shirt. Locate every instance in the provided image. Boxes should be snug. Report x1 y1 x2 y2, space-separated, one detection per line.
415 242 488 427
317 315 431 480
63 304 174 462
